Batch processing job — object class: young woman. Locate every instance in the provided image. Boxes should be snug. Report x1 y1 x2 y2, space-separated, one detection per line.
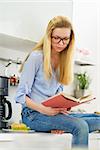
15 16 100 150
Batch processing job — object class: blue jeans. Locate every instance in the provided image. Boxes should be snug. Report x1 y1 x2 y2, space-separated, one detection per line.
22 107 100 149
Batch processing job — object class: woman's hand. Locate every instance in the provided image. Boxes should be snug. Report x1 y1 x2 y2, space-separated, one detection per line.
25 97 69 116
59 108 70 115
39 105 62 116
39 105 69 116
26 96 68 116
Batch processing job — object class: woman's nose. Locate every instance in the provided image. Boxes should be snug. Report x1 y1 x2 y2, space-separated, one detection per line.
58 40 64 45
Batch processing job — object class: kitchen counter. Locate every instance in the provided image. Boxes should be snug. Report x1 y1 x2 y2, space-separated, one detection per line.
0 132 100 150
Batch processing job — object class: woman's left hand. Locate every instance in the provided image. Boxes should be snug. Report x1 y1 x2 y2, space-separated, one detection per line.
59 108 70 115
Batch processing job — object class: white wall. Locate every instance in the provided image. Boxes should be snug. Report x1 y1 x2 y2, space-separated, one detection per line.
97 1 100 111
72 0 100 112
0 1 73 42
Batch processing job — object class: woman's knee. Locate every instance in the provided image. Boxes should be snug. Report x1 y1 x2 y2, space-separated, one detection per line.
72 119 89 136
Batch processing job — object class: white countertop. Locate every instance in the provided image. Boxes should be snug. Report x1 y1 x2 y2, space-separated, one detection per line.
0 132 100 150
0 132 100 141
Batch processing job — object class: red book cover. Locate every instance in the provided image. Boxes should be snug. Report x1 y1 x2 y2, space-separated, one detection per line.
42 93 95 109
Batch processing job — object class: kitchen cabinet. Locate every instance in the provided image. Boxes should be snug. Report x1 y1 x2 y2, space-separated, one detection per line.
0 33 36 53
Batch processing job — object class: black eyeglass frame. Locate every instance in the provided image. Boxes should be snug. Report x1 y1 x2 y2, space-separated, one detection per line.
51 36 70 44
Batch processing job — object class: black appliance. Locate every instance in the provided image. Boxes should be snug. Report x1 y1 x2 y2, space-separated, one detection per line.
0 76 12 129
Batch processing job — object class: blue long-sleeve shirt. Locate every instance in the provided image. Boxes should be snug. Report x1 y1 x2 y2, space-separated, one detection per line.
15 50 63 108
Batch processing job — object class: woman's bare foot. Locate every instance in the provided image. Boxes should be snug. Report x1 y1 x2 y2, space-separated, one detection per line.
51 130 64 134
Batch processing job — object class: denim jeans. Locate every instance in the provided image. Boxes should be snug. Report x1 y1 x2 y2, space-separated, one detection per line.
22 107 100 149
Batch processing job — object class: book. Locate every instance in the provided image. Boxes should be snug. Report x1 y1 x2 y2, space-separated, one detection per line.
42 92 95 109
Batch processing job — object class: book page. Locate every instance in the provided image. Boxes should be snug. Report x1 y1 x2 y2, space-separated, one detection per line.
61 92 80 102
78 94 94 103
61 92 93 103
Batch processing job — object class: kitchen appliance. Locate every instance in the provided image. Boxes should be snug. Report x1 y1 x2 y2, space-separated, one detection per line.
0 76 12 129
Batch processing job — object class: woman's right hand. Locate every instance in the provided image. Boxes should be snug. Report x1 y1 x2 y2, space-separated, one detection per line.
39 105 68 116
39 105 62 116
25 97 68 116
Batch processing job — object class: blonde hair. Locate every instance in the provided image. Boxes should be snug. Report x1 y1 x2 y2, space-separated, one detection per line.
20 16 75 85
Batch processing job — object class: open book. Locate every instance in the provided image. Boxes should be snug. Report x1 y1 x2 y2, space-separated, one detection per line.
42 92 95 109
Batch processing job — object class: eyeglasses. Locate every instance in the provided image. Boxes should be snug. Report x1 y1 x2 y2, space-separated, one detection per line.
51 36 70 44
